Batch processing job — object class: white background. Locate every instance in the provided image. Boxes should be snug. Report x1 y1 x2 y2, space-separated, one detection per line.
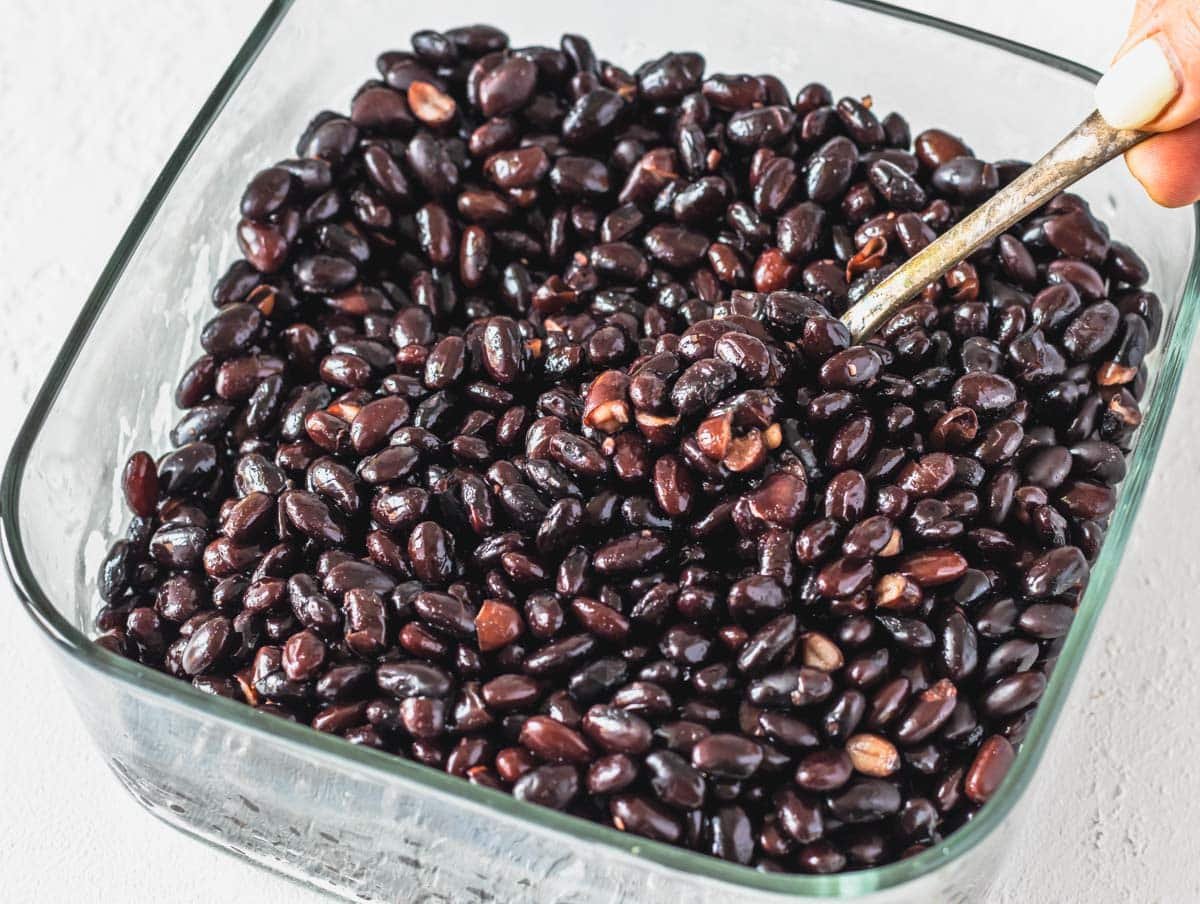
1 1 1197 901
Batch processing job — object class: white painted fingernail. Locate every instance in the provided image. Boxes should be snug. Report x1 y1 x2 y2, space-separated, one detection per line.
1095 38 1179 129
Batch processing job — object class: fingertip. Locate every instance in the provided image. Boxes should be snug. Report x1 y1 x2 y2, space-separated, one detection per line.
1125 123 1200 208
1096 37 1179 129
1106 5 1200 133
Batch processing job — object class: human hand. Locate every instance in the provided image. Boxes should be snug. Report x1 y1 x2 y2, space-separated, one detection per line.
1096 0 1200 206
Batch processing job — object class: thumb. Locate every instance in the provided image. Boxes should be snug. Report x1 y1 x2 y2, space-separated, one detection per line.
1096 0 1199 131
1098 0 1200 207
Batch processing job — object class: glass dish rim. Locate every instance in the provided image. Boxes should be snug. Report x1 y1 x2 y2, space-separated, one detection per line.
3 0 1198 896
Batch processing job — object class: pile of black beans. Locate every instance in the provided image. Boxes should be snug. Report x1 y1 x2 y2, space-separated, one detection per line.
94 24 1161 875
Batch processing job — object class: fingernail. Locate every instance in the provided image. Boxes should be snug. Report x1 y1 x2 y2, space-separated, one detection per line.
1095 38 1179 129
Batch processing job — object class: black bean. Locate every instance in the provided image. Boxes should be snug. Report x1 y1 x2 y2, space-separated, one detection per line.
709 805 755 864
1022 546 1089 599
691 733 763 779
610 794 682 843
513 764 579 810
476 56 537 117
96 27 1157 878
281 490 345 546
640 749 704 810
561 88 625 145
181 616 233 676
284 573 339 635
644 224 710 269
931 157 998 201
158 442 218 495
827 779 901 823
519 715 592 763
868 159 926 209
806 137 857 204
727 105 797 147
980 671 1047 718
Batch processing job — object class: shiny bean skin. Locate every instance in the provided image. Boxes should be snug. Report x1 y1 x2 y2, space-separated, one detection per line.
96 25 1157 878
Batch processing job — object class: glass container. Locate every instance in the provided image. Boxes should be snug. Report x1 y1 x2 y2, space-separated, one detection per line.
4 0 1198 900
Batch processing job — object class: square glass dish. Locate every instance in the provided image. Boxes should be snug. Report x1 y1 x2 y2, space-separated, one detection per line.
4 0 1199 899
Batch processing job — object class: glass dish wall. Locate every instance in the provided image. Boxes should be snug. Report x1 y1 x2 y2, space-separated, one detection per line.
4 0 1198 900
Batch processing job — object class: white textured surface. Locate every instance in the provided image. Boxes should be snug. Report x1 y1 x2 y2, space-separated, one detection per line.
1 1 1197 901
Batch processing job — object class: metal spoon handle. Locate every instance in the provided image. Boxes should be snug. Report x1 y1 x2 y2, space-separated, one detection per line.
840 110 1149 343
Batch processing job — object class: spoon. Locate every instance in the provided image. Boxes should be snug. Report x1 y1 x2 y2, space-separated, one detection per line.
840 40 1178 343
